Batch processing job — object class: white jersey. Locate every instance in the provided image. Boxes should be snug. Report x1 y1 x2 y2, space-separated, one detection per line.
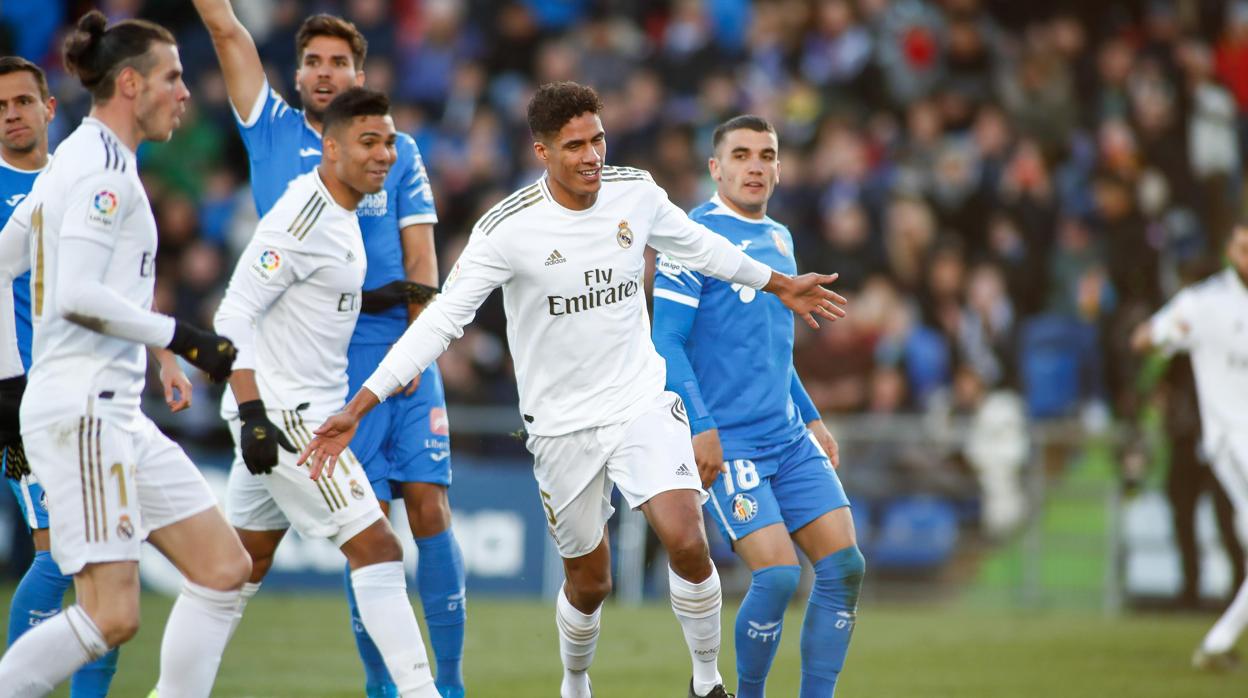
1150 268 1248 458
215 169 366 419
12 118 171 432
366 167 772 436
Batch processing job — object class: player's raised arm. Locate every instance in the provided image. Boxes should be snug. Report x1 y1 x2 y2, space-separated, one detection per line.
648 190 847 328
191 0 265 117
300 231 512 477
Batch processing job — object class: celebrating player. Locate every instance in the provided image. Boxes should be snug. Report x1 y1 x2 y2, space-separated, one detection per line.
652 116 864 697
212 87 439 698
1131 224 1248 672
0 12 249 696
191 4 464 695
0 53 126 698
301 82 847 698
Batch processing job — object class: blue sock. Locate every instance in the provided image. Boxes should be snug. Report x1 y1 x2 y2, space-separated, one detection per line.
7 551 71 645
735 565 800 698
69 647 119 698
415 529 466 697
344 562 397 697
8 551 119 698
800 547 865 698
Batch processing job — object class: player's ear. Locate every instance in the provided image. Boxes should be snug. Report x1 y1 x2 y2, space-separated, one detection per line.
44 96 56 124
323 133 338 162
708 156 721 182
354 71 365 87
774 158 781 186
533 140 548 164
117 66 140 100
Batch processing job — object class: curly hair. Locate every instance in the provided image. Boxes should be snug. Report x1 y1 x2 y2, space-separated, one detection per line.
527 81 603 141
296 14 367 70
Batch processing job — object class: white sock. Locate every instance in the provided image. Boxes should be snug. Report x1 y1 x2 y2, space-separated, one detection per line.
351 562 439 698
555 587 601 698
1203 571 1248 653
669 565 724 696
0 605 109 697
226 581 261 641
155 582 243 698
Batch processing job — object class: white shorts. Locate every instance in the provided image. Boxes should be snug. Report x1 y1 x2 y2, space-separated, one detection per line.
226 407 382 547
526 391 704 558
24 415 218 575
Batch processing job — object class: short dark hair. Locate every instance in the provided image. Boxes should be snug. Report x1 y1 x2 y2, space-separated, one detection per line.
62 10 176 102
527 81 603 141
322 87 390 134
712 115 777 153
296 14 367 70
0 57 50 100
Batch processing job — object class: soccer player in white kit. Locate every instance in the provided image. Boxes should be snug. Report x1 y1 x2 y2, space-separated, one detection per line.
301 82 848 698
213 87 439 698
1132 225 1248 671
0 12 252 698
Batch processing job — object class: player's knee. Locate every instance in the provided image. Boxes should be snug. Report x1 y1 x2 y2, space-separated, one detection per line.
567 571 612 608
92 606 140 647
666 534 711 580
407 498 451 537
755 564 801 601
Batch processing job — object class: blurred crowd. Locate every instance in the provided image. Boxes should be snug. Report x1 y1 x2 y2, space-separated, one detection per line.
3 0 1245 443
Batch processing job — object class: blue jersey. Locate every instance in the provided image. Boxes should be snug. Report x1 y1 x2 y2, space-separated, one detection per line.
0 159 41 370
234 81 438 345
652 195 821 458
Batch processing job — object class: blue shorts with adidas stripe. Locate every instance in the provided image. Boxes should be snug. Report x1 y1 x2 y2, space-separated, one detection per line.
6 451 50 530
347 343 452 500
705 430 849 543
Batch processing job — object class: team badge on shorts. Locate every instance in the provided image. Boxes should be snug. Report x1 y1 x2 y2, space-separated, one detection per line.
350 480 366 500
731 493 759 523
617 220 634 248
116 514 135 540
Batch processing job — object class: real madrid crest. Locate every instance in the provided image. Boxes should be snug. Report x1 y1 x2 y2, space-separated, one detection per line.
350 479 366 500
616 220 634 248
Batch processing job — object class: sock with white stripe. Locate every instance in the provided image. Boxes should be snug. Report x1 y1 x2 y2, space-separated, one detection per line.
0 604 109 697
157 581 243 698
669 564 724 697
351 561 439 697
555 587 600 698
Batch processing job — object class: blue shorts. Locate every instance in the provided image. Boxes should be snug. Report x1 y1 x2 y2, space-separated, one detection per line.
347 343 452 500
6 459 50 531
705 431 849 542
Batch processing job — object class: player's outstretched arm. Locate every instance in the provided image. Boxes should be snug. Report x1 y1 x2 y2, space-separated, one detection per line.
299 387 381 480
191 0 265 117
763 271 848 329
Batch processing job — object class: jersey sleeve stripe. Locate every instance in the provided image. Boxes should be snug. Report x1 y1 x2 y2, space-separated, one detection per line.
287 193 320 233
653 288 700 307
397 213 438 228
478 184 540 232
482 193 543 235
98 131 112 171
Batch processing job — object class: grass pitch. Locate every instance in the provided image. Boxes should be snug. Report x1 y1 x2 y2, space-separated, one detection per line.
5 589 1238 697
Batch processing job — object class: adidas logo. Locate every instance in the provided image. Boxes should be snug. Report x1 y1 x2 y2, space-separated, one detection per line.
676 463 693 477
544 249 566 266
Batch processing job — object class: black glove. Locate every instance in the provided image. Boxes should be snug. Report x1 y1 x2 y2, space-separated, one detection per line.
238 399 297 475
360 280 438 314
0 376 28 480
167 321 237 383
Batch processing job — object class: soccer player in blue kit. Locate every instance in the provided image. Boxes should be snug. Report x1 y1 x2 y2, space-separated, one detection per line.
193 3 465 696
653 116 864 697
0 55 122 698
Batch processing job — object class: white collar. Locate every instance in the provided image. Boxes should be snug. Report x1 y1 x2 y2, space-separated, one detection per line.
708 193 769 225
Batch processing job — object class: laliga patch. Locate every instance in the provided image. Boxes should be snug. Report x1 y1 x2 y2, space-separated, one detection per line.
730 493 759 523
85 189 120 230
248 248 282 283
656 254 686 280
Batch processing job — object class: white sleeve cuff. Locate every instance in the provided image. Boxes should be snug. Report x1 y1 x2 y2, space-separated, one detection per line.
233 80 270 128
732 255 772 290
398 213 438 229
363 366 403 403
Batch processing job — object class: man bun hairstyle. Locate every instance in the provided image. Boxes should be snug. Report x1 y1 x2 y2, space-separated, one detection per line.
322 87 390 134
296 14 368 70
62 10 176 102
527 81 603 141
712 114 777 153
0 56 50 100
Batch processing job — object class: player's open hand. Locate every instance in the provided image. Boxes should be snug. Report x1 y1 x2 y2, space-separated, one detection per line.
299 411 360 481
770 272 848 329
158 357 193 413
692 428 726 490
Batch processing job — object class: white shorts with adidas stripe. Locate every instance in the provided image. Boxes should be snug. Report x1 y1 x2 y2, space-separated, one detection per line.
226 407 382 547
525 390 705 558
24 414 217 575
